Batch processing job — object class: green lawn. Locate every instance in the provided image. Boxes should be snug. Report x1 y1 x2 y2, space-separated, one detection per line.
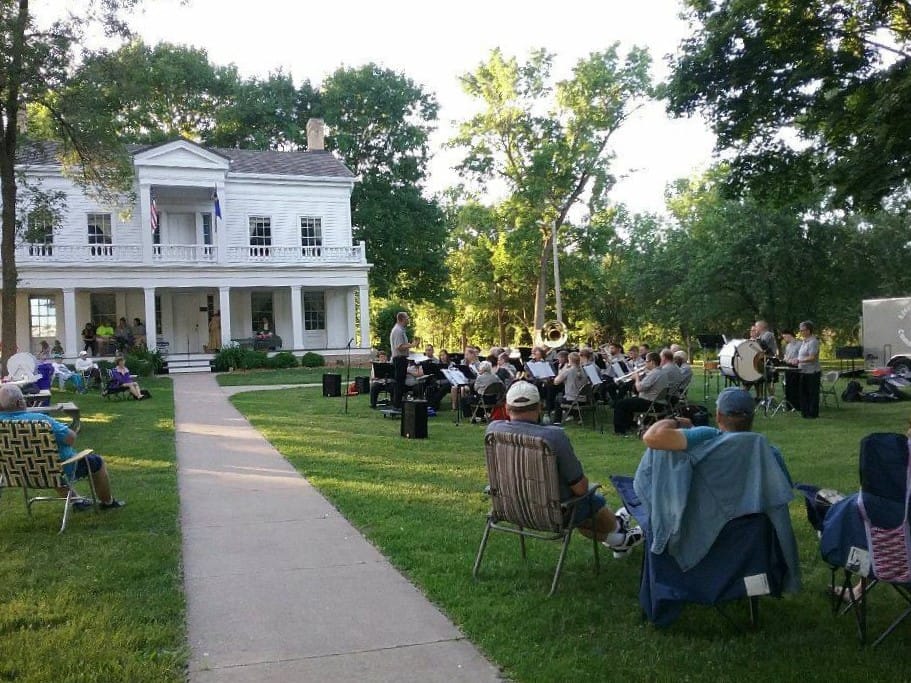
231 372 911 681
215 365 369 386
0 378 186 682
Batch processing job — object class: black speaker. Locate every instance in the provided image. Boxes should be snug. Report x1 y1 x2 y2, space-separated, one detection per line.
322 373 341 397
355 376 370 394
401 400 428 439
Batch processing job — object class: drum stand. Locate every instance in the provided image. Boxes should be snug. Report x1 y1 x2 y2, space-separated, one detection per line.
758 375 790 417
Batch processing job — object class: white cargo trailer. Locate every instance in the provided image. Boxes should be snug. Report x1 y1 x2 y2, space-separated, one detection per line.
862 297 911 377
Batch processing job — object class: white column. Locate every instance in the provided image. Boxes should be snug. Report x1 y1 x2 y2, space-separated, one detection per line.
139 182 154 265
346 288 356 347
358 285 370 349
143 287 156 350
215 178 227 264
290 285 303 351
62 288 78 358
219 286 231 346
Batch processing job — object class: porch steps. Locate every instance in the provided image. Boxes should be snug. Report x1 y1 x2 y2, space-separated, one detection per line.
163 354 213 374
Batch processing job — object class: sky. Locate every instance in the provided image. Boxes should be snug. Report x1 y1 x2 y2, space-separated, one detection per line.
54 0 718 214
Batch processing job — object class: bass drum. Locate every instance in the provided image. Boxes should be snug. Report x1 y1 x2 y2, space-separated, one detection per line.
718 339 766 383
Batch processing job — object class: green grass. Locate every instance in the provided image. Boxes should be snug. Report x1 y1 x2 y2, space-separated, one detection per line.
231 373 911 682
215 365 369 386
0 378 186 682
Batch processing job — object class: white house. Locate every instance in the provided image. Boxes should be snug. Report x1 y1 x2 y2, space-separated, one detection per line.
5 120 372 364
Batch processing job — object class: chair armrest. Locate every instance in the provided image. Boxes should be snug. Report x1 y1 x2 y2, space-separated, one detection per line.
561 482 602 509
59 448 94 466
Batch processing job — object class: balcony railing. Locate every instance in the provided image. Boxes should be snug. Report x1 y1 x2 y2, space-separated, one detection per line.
15 241 365 265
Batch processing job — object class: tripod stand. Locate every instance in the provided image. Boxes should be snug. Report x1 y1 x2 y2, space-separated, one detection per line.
343 337 353 415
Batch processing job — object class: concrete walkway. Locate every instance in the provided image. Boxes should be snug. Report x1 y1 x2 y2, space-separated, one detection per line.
174 374 502 682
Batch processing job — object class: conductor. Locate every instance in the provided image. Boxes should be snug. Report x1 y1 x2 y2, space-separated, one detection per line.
389 311 414 409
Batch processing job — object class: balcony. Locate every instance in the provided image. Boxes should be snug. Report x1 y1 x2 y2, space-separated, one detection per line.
15 242 366 266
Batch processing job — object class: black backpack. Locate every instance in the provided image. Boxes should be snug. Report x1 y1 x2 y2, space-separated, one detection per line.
841 380 863 402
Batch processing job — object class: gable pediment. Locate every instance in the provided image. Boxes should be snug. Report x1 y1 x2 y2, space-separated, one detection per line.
133 140 230 171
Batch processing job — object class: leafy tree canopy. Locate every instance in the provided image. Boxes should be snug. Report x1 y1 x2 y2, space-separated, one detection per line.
666 0 911 211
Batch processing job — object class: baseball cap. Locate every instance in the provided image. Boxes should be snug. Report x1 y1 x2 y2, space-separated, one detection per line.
79 350 88 356
716 388 754 417
506 381 540 408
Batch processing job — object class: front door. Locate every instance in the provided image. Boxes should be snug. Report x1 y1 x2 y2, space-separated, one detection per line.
171 292 210 354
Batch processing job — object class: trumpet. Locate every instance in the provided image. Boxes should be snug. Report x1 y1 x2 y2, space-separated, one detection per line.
614 366 648 384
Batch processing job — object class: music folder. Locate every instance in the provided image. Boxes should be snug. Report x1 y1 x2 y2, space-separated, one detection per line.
456 363 477 380
442 368 471 386
527 361 555 379
611 360 630 378
583 364 603 386
372 362 394 380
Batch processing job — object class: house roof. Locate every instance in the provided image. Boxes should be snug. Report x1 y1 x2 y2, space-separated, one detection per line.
17 140 356 179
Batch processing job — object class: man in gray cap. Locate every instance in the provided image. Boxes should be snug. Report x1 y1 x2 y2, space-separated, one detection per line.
486 381 643 556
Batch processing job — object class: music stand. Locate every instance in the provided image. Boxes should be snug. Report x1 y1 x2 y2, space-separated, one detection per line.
526 361 555 380
583 364 603 386
442 368 471 426
372 362 394 380
456 363 477 380
696 334 725 351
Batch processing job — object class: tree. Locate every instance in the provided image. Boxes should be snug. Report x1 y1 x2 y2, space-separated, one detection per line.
320 64 448 303
1 1 144 371
452 46 653 340
666 0 911 211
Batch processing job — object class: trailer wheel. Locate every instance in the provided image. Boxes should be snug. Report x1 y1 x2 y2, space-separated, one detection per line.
891 357 911 379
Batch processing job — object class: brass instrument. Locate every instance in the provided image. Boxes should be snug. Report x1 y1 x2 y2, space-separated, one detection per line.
536 319 567 351
533 219 570 351
614 366 648 384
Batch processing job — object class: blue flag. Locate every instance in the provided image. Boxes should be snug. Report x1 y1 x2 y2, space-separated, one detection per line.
213 189 222 221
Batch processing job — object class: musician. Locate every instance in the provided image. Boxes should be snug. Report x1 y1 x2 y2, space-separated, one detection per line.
754 320 779 357
462 361 504 419
495 352 517 386
438 349 452 367
659 348 685 398
524 346 559 417
389 311 414 410
791 320 821 419
780 331 801 411
552 351 587 424
451 346 481 410
673 350 693 392
424 344 438 363
554 349 569 374
627 346 643 368
613 352 667 435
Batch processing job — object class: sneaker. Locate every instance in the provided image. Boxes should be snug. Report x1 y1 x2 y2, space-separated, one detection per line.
614 506 632 530
71 497 94 511
610 525 644 559
100 498 126 510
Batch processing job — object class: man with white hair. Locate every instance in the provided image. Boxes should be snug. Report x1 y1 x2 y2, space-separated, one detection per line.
486 381 643 556
75 350 102 388
0 383 124 509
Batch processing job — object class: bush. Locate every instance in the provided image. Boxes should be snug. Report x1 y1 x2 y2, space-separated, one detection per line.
213 346 246 372
125 348 165 376
266 351 299 369
300 352 325 368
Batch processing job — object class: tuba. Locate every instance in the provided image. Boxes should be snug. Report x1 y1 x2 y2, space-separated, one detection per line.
536 319 567 350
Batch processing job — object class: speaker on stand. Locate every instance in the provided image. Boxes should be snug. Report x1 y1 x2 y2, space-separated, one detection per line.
401 400 428 439
322 373 341 397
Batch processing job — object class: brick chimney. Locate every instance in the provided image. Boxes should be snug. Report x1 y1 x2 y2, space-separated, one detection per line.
306 118 325 151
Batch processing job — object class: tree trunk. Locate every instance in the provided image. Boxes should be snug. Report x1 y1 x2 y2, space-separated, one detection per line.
533 233 552 340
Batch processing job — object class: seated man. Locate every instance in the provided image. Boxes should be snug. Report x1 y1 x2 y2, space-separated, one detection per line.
636 387 799 582
0 384 125 509
51 361 86 393
613 351 666 435
486 381 643 556
75 350 103 388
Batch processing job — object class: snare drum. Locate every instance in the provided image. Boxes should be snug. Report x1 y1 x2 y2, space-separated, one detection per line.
718 339 766 383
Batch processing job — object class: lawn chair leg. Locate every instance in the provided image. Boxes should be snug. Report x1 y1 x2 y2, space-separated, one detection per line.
59 489 75 534
748 596 759 628
872 602 911 647
472 521 493 579
519 528 527 560
549 530 574 597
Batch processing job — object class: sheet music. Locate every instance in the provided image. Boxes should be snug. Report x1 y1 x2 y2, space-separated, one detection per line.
611 360 630 378
408 353 429 363
527 361 555 379
583 364 603 386
442 368 470 386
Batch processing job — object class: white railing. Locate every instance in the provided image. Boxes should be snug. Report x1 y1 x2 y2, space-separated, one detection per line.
226 243 365 264
15 244 143 262
152 244 218 262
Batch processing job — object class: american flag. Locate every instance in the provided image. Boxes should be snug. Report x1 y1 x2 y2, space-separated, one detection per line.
213 188 222 221
150 189 159 233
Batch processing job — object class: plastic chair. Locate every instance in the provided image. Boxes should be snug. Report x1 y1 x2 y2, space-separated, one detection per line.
820 370 840 408
559 381 599 430
473 430 601 596
635 387 671 437
0 420 98 533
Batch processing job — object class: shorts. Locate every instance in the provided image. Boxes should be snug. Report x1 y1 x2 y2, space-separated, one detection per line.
73 453 103 479
569 491 606 526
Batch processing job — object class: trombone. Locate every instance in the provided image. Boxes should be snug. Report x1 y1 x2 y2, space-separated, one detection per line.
614 366 648 384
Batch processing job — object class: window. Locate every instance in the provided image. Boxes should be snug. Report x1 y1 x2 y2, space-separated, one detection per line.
90 293 117 329
303 291 325 331
251 292 273 333
202 212 213 246
249 216 271 257
87 213 113 256
29 296 56 340
300 216 322 257
26 211 54 256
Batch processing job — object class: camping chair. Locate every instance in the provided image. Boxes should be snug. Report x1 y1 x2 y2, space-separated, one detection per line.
559 381 599 430
814 433 911 646
102 368 130 400
610 474 792 629
468 382 506 424
473 430 601 596
0 420 98 533
820 370 840 408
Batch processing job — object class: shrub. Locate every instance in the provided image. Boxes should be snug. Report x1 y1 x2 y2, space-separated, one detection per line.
243 349 269 369
266 351 299 369
212 346 246 372
300 351 325 368
125 348 164 376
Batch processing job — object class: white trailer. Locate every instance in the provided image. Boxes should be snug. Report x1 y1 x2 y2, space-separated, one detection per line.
862 297 911 377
